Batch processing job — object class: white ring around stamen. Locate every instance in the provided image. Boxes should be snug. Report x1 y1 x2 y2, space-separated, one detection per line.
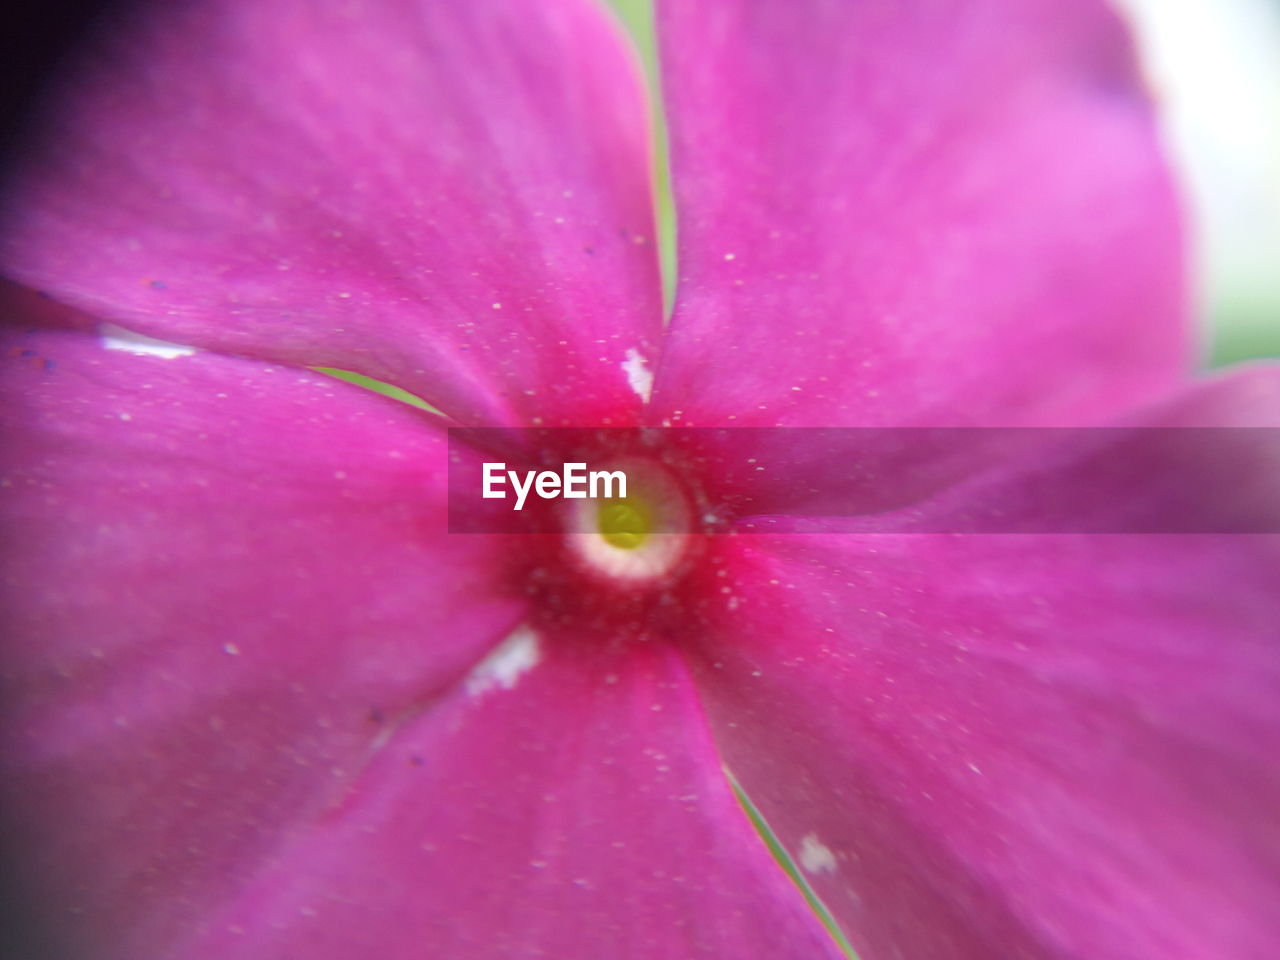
565 458 691 581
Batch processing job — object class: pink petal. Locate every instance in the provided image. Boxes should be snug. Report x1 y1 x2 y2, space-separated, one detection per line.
1 0 662 425
714 368 1280 532
105 629 843 960
652 0 1188 427
0 324 526 956
685 370 1280 959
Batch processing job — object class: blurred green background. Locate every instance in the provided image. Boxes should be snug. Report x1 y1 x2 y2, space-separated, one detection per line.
603 0 1280 366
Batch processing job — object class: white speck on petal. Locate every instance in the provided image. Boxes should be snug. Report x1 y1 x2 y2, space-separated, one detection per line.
621 348 653 403
466 625 541 697
223 643 240 656
100 323 196 359
798 833 837 875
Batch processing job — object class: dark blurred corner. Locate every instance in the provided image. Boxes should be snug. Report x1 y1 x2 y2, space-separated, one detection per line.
1 3 124 958
0 857 66 960
0 0 137 177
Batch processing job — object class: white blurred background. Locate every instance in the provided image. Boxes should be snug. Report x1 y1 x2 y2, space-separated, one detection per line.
1115 0 1280 364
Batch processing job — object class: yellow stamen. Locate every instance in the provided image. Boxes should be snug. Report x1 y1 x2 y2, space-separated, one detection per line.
597 498 651 550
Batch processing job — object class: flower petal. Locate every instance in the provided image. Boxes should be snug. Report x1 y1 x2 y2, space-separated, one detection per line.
0 323 526 956
685 371 1280 959
652 0 1188 427
717 366 1280 531
1 0 662 425
104 631 844 960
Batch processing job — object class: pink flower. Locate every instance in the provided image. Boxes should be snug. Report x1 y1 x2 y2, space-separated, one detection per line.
1 1 1277 959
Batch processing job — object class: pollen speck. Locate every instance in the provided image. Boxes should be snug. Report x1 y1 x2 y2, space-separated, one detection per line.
798 833 837 875
99 323 195 359
466 626 541 696
620 348 653 403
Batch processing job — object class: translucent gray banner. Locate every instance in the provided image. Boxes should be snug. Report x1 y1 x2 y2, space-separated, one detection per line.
447 427 1280 534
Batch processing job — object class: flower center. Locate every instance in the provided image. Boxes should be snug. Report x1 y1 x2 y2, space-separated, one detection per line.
596 498 651 549
566 458 692 581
